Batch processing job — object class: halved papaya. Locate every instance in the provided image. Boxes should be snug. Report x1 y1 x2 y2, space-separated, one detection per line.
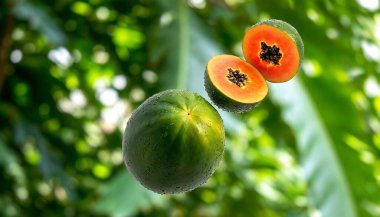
204 54 268 113
242 19 304 83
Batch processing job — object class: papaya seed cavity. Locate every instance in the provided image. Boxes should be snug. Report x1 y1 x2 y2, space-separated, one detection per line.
226 68 248 87
259 42 282 65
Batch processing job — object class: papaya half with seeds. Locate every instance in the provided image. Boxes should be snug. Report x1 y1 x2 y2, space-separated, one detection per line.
204 54 268 113
123 89 225 194
242 19 304 83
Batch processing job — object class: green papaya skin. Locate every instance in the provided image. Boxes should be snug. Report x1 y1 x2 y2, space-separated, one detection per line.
123 90 225 194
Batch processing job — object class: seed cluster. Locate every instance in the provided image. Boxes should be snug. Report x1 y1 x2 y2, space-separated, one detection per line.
226 68 248 87
259 42 282 65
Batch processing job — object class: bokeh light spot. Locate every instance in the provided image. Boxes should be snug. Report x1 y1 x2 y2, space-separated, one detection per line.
130 88 145 102
97 88 119 106
357 0 379 11
54 187 67 201
10 49 23 63
364 76 380 97
48 47 74 69
361 41 380 61
37 182 52 196
160 12 173 26
188 0 206 9
16 187 28 201
70 89 87 108
12 28 24 40
92 163 111 179
93 50 110 64
112 75 127 90
96 6 110 21
201 190 216 203
72 2 92 16
142 70 158 83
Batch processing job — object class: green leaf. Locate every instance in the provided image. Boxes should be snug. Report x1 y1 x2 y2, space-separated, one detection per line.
14 121 76 199
0 135 26 186
12 0 66 46
151 0 244 133
95 3 248 216
270 76 380 217
95 171 162 217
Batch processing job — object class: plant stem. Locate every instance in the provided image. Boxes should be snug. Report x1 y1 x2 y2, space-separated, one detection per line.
176 1 189 90
0 2 14 92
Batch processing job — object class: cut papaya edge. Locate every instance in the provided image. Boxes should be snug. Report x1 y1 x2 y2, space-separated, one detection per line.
204 54 268 113
242 19 304 83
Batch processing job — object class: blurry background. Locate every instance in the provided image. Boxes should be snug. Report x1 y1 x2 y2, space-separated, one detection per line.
0 0 380 216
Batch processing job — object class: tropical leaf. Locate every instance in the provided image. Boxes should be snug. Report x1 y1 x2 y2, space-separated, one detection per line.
151 0 244 133
270 76 380 217
12 0 66 45
214 1 380 216
14 121 77 199
95 2 246 216
95 171 162 217
0 135 25 186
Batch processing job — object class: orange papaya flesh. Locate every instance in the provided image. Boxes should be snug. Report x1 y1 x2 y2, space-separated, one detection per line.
242 19 304 83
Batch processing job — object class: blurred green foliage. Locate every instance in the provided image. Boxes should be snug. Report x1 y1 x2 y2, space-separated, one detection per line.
0 0 380 216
